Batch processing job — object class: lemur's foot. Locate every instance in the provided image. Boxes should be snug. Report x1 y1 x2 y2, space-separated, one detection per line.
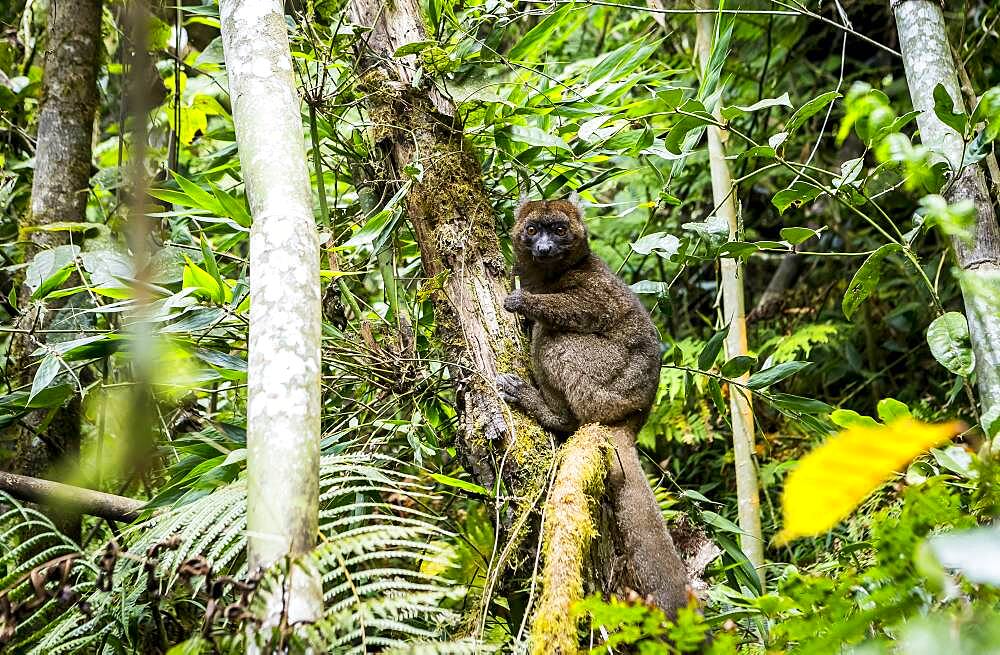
497 373 529 405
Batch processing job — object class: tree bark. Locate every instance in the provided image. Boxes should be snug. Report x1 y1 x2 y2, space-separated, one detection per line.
892 1 1000 436
347 0 553 510
3 0 103 537
694 2 765 578
219 0 323 629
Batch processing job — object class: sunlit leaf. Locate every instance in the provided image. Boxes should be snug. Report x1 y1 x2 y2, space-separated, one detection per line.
778 418 963 542
926 311 975 376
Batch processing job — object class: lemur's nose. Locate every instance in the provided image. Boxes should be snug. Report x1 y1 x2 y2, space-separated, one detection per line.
535 242 552 256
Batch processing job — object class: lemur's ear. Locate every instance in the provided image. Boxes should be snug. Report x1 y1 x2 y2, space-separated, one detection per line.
566 191 583 218
515 196 537 222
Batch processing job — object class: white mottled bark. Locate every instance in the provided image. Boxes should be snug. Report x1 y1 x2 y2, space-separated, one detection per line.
219 0 323 629
695 4 765 580
893 1 1000 436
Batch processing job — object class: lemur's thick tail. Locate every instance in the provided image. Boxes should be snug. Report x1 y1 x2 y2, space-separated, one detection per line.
605 424 690 617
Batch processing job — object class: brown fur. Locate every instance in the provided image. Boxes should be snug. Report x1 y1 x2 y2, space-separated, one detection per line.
498 197 690 616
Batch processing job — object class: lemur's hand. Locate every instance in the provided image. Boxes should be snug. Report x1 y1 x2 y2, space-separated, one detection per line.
503 289 526 313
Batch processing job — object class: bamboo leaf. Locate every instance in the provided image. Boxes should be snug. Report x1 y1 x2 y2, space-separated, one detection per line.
747 361 811 390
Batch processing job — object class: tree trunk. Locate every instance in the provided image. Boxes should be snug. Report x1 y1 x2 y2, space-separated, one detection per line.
347 0 553 516
694 3 765 578
219 0 323 630
892 1 1000 436
3 0 103 537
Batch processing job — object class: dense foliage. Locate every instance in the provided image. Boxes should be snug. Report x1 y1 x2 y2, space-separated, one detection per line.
1 0 999 652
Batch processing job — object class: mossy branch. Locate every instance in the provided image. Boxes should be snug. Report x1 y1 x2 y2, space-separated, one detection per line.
529 424 611 655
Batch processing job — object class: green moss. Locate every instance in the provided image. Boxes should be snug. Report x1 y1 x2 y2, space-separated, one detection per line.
530 425 611 655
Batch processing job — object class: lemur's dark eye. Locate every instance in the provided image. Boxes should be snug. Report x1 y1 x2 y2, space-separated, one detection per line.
525 225 538 236
554 225 568 236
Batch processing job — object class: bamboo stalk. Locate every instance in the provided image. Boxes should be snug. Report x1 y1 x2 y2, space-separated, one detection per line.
694 1 765 581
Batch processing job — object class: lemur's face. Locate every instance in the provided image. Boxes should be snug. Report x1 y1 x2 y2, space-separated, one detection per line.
514 200 588 266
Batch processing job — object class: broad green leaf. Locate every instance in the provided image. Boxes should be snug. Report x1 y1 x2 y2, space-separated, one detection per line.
931 445 977 479
778 418 962 542
507 126 572 151
786 91 841 133
698 325 729 371
772 181 824 214
28 356 61 403
877 397 912 423
664 102 714 154
25 245 80 296
842 243 901 320
720 92 792 120
932 83 968 136
830 409 880 429
721 355 756 378
746 361 811 390
926 311 975 376
682 214 729 245
393 40 438 57
629 280 668 295
779 227 818 245
629 232 679 258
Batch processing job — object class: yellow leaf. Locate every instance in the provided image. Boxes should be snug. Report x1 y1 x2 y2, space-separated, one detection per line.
778 418 963 543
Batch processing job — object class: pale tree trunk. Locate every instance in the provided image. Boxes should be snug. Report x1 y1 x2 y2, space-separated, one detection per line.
219 0 323 631
4 0 103 537
694 4 765 578
892 1 1000 436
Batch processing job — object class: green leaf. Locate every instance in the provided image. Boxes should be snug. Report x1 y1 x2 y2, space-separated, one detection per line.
779 227 818 245
721 355 756 378
664 103 713 154
393 40 438 57
508 3 574 61
430 473 489 497
629 280 668 295
720 92 792 120
25 245 80 296
932 83 968 136
708 378 727 415
172 173 225 215
698 325 729 371
630 232 680 258
746 361 811 390
772 181 824 214
830 408 880 429
877 397 912 423
926 311 975 376
702 510 746 535
587 41 659 83
507 126 572 151
28 356 61 403
786 91 841 133
842 243 901 320
768 393 833 414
